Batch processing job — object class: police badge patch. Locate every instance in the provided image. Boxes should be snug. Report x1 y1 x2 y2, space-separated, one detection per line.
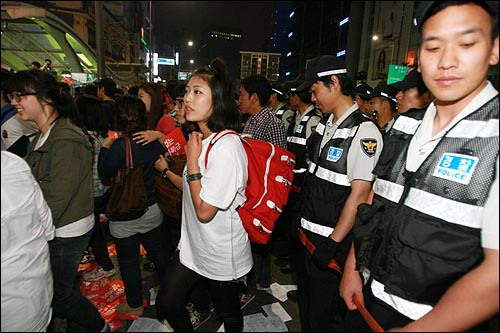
360 138 377 157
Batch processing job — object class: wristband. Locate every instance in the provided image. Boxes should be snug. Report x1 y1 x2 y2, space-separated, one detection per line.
187 173 203 183
161 167 171 179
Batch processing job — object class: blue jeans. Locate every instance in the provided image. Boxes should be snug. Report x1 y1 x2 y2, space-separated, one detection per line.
49 230 105 332
113 224 169 308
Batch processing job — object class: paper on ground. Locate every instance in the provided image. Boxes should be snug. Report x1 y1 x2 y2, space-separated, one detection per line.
127 317 172 332
262 302 292 322
263 283 297 302
218 302 291 332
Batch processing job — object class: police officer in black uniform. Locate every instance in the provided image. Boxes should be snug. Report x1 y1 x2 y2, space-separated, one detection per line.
276 80 323 278
294 55 383 331
340 1 499 331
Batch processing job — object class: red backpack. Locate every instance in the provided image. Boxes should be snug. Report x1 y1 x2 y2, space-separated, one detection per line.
205 130 296 244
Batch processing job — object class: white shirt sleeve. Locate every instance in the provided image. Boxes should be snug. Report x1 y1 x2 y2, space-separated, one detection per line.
481 157 499 250
347 121 384 182
200 135 248 210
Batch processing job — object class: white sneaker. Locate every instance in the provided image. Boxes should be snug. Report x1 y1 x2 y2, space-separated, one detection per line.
189 308 213 330
239 293 255 310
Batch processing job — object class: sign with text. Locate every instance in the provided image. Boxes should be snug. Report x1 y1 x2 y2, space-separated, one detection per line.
156 57 175 66
387 64 410 85
162 128 187 156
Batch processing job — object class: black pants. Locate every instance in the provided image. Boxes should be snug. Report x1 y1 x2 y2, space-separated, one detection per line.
89 194 114 271
297 244 347 332
156 252 243 332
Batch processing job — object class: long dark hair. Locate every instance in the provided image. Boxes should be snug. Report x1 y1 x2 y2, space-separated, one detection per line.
114 94 148 135
74 95 108 138
7 69 93 146
191 58 241 132
7 69 74 118
139 82 166 130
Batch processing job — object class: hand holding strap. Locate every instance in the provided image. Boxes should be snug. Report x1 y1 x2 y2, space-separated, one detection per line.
312 237 339 269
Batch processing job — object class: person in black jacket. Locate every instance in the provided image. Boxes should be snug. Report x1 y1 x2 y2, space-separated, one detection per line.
98 94 170 317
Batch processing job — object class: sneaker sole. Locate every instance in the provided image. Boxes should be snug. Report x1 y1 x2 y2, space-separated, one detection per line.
239 294 255 310
83 270 116 282
192 310 213 330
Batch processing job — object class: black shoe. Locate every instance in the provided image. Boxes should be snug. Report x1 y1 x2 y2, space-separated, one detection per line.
280 263 296 274
287 290 298 302
274 255 291 267
143 261 156 272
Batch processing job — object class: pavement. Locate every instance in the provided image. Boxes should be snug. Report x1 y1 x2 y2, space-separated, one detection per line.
77 233 301 332
79 234 499 333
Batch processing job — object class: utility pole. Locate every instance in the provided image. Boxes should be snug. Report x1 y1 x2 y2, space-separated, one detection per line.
149 1 153 82
95 1 105 79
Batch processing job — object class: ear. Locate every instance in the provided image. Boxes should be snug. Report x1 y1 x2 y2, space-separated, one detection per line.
489 36 499 66
249 92 259 104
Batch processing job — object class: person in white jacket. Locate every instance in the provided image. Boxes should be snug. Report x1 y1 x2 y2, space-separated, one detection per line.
1 150 55 332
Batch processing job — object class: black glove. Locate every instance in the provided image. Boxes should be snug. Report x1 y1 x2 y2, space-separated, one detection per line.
312 237 339 268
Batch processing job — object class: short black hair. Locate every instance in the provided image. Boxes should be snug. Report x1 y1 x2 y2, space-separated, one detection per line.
97 77 117 98
240 74 272 107
415 1 498 39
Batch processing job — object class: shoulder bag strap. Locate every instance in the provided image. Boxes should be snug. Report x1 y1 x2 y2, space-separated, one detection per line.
125 136 133 169
204 130 239 168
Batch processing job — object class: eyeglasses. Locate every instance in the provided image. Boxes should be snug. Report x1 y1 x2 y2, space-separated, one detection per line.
174 99 184 107
7 92 37 103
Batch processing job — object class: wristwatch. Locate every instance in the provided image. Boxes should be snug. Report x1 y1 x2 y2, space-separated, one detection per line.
161 167 171 179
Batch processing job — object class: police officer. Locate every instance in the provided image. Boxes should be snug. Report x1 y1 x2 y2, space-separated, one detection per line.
277 80 323 277
389 68 434 114
340 1 499 331
294 55 383 331
269 82 295 130
354 82 373 116
360 82 398 134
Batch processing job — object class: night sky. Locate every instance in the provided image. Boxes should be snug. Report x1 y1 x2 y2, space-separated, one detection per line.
152 1 276 55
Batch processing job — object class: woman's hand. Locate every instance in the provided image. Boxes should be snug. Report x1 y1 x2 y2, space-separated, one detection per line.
185 131 203 173
155 152 170 172
102 136 115 148
133 130 162 145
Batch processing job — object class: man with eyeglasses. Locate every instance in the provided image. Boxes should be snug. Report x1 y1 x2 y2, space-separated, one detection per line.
1 69 38 157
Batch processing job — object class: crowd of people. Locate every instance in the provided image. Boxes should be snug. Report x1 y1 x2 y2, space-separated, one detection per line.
1 1 498 332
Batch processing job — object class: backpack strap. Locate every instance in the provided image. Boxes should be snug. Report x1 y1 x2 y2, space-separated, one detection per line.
204 130 240 168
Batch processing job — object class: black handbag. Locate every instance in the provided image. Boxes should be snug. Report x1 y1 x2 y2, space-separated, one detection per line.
105 136 148 221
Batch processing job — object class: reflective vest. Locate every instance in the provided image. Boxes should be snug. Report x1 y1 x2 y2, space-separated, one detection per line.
286 107 322 188
274 104 288 120
300 110 372 247
355 97 499 306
